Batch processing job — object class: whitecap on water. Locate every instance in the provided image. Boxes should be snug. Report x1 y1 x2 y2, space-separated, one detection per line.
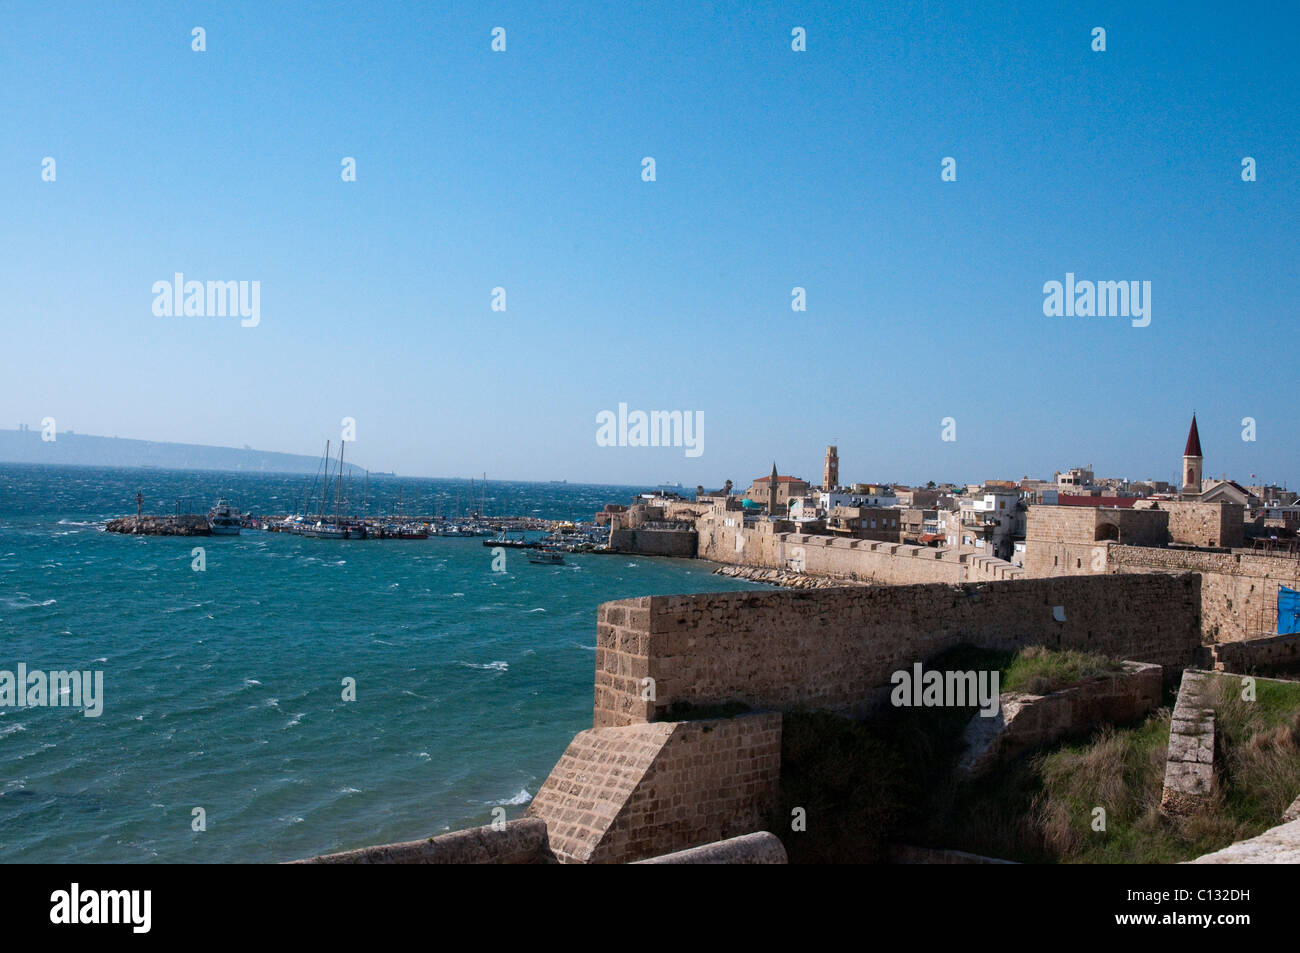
3 596 56 610
489 788 533 807
458 661 508 672
527 608 546 613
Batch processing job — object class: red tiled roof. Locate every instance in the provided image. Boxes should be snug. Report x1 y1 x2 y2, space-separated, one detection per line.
1058 494 1138 508
1184 415 1202 457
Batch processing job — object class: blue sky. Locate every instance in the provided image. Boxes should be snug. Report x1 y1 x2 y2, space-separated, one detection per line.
2 1 1297 488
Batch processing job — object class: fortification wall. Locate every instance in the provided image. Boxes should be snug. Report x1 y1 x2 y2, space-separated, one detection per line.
1210 631 1300 672
696 514 1008 585
610 528 697 557
594 574 1202 727
1109 546 1300 643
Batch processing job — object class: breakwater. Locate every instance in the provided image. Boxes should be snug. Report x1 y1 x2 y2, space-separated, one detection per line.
105 514 210 536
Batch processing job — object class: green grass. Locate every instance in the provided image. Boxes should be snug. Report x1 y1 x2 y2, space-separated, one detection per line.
770 649 1300 863
1002 646 1125 696
1211 674 1300 831
908 672 1300 863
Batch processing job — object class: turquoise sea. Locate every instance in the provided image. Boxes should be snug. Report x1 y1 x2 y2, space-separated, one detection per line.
0 464 759 863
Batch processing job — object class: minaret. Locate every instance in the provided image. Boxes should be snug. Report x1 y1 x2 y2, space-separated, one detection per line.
823 445 839 491
1181 414 1203 499
768 462 779 515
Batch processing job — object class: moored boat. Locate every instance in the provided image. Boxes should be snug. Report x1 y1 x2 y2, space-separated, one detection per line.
208 499 242 535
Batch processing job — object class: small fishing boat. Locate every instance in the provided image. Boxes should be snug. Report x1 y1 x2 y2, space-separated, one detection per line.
208 500 241 536
527 548 565 565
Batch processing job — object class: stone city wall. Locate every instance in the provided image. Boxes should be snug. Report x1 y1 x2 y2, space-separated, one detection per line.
594 574 1202 727
610 528 698 557
696 512 1012 585
1108 545 1300 643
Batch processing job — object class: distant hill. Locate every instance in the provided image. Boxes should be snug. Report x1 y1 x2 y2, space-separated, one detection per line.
0 429 368 476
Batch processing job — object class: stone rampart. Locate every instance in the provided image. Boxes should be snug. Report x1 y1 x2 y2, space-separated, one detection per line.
594 574 1202 727
696 512 1019 585
610 527 697 557
1109 545 1300 643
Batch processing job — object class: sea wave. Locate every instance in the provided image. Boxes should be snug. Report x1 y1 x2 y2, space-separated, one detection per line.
458 661 508 672
2 597 56 609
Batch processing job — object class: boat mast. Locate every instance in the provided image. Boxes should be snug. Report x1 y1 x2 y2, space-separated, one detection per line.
319 440 331 523
335 441 345 521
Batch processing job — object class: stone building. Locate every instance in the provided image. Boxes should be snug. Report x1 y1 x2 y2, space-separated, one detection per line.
743 466 810 511
826 505 903 542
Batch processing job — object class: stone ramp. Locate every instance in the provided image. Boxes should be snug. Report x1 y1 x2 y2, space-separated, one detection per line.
525 721 673 864
1160 670 1217 815
527 713 781 864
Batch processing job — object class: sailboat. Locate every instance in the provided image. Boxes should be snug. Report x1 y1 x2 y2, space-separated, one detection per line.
302 440 349 538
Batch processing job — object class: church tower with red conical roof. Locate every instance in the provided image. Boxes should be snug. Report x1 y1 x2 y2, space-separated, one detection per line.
1181 414 1203 499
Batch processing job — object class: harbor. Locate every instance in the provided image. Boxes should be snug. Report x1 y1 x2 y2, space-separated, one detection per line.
105 442 616 554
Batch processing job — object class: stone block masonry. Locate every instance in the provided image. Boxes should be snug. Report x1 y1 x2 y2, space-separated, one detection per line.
696 512 1023 585
1109 546 1300 643
526 713 781 864
1161 671 1217 815
594 574 1202 727
1209 631 1300 673
957 661 1163 777
609 527 697 557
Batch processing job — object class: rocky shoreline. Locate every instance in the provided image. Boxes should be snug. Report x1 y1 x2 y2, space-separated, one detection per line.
105 515 211 536
710 563 866 589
